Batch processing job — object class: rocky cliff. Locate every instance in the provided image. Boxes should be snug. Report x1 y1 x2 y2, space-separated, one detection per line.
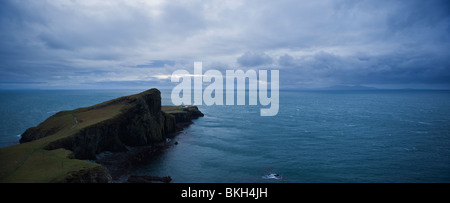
1 89 203 183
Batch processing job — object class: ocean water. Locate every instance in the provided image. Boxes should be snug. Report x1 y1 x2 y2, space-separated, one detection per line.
1 89 450 182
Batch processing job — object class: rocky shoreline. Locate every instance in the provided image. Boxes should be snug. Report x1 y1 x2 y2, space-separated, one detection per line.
97 110 202 183
95 122 196 183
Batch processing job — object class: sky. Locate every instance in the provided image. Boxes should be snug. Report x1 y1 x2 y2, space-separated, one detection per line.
0 0 449 89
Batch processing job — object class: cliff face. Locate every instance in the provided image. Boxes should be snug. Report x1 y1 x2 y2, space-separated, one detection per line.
2 89 203 183
21 89 203 160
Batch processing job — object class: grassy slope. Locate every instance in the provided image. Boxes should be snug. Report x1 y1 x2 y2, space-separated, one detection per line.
0 93 185 183
0 103 126 183
161 106 186 114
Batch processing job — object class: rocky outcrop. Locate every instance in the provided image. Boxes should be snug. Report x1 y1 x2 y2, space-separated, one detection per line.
169 106 204 123
127 175 172 183
15 88 203 182
59 165 112 183
21 89 203 161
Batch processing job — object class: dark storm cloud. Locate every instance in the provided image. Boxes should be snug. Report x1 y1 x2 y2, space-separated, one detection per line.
0 0 449 89
279 51 450 88
278 54 295 67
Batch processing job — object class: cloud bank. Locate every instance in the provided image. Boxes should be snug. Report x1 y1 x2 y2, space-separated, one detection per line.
0 0 449 89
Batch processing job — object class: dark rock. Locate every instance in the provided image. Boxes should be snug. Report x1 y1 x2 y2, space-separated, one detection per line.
96 145 167 181
60 165 112 183
127 175 172 183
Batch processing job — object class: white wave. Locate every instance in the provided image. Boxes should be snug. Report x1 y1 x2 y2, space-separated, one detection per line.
404 147 417 151
417 121 432 125
262 173 282 180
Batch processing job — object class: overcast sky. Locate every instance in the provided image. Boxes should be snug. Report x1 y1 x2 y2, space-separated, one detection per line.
0 0 449 89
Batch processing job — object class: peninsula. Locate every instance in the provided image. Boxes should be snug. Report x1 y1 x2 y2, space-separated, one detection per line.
0 89 203 183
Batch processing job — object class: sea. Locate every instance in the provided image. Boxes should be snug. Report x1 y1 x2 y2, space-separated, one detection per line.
0 89 449 183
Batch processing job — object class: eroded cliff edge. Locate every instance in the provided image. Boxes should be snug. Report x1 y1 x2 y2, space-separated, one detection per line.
0 89 203 183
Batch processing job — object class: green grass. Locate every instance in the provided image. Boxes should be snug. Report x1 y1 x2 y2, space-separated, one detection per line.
0 148 101 183
0 102 127 183
0 89 183 183
162 106 186 114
